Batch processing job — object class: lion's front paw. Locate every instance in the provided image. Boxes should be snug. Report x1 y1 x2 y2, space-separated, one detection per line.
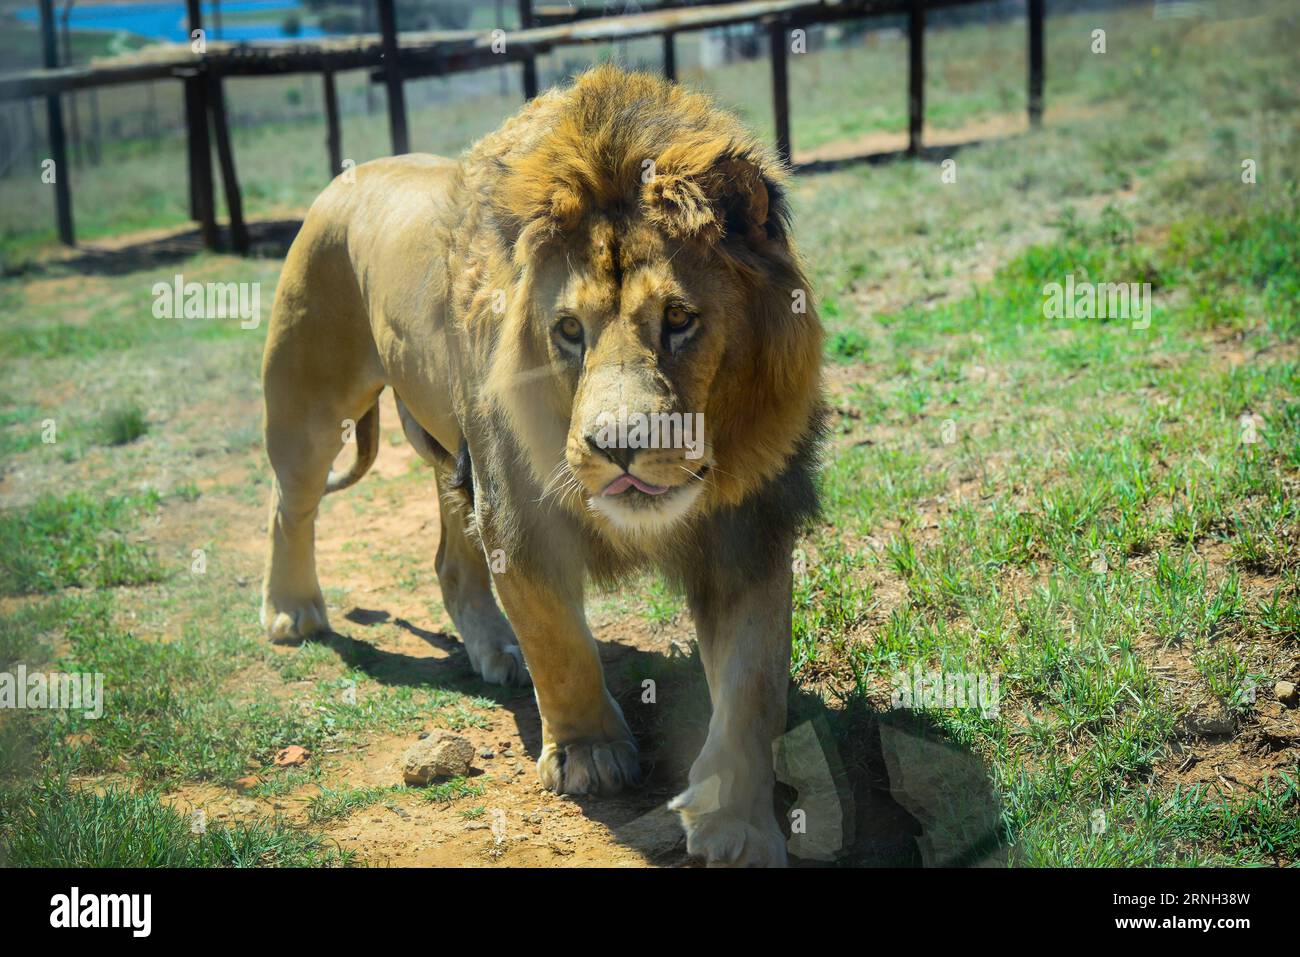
261 592 329 644
670 783 788 867
538 738 640 796
680 814 788 867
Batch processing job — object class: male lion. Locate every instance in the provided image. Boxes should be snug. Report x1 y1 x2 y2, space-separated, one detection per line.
260 65 824 866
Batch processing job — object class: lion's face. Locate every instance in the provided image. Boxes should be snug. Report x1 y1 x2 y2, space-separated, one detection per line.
531 218 738 536
483 68 824 548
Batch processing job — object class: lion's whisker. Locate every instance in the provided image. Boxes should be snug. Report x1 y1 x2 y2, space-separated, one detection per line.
704 463 739 481
553 473 585 514
537 459 577 509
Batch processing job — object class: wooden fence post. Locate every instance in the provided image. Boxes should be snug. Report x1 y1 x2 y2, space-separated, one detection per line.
769 22 791 166
376 0 409 154
184 0 202 218
38 0 74 245
182 71 219 250
323 68 342 179
663 32 676 82
517 0 538 99
1028 0 1044 127
908 0 925 156
207 73 248 255
183 0 218 249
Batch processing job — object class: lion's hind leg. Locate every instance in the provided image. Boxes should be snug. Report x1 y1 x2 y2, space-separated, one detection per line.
261 418 336 643
433 466 530 687
261 373 380 644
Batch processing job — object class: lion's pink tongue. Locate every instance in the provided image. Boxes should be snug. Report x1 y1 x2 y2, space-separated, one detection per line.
602 473 669 496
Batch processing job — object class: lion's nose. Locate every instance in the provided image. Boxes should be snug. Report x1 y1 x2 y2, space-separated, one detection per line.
586 434 637 471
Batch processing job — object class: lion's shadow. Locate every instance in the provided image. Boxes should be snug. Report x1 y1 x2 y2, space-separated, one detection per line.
312 607 1009 868
598 637 1009 868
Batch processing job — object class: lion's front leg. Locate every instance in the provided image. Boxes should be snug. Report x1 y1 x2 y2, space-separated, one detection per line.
491 568 640 796
674 558 793 867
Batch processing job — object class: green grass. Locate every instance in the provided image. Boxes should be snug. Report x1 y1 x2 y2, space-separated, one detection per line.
0 491 165 595
0 580 495 865
793 196 1300 865
0 257 278 361
0 784 353 867
416 776 486 805
306 784 404 824
98 403 149 446
1013 772 1300 867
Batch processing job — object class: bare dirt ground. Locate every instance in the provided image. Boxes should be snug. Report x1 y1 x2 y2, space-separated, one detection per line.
145 389 703 867
139 387 941 868
100 357 979 867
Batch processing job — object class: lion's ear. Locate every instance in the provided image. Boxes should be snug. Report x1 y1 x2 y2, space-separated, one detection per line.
715 156 774 247
643 145 782 247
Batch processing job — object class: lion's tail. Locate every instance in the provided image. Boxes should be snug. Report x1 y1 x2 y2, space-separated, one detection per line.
324 401 380 495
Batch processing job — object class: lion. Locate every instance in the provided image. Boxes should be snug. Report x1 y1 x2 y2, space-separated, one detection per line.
259 65 824 866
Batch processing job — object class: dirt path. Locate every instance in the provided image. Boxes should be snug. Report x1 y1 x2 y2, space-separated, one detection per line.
144 383 980 868
157 390 703 866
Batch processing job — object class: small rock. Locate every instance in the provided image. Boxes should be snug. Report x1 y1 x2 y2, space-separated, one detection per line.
402 731 474 786
502 749 515 758
230 799 258 815
233 775 260 794
1275 681 1298 708
274 745 310 767
479 749 495 760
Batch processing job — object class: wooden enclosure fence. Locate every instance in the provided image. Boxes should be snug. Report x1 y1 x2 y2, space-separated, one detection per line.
0 0 1048 251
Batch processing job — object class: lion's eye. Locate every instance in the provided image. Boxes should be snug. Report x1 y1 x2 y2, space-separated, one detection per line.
557 315 583 344
665 305 694 332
